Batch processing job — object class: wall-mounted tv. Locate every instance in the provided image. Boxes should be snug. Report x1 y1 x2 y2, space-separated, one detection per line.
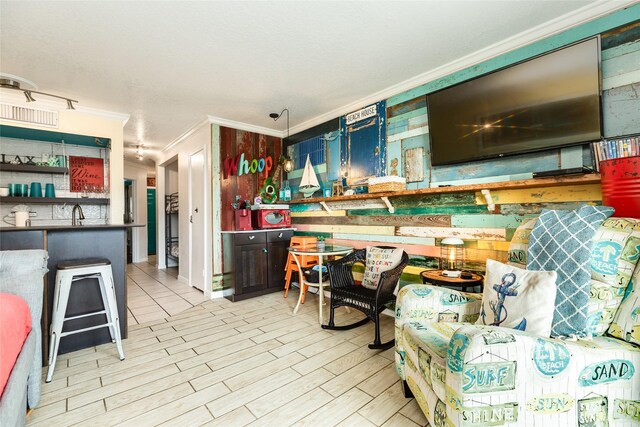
428 37 601 166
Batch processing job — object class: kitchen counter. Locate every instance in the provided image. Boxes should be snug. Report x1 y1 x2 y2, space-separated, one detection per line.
0 225 133 358
0 223 143 231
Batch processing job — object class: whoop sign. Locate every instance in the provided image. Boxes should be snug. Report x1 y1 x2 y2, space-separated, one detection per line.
223 154 273 179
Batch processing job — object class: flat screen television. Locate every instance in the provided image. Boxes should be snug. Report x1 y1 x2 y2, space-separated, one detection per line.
428 37 601 166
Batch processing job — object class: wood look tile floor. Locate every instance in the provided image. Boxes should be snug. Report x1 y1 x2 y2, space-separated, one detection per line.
27 260 428 427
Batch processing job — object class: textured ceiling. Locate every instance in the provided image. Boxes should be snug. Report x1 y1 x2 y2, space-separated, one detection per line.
0 1 631 162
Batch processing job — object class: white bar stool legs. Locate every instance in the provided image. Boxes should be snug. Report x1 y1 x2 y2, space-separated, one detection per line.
46 259 125 383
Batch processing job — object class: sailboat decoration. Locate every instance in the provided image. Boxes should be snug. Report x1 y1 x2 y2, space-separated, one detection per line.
299 154 320 198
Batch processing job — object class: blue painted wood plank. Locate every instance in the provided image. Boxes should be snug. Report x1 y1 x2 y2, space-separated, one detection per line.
559 146 584 169
603 83 640 137
333 233 436 246
386 140 402 176
602 39 640 61
387 107 428 127
326 132 341 182
431 148 561 183
451 214 536 229
602 44 640 80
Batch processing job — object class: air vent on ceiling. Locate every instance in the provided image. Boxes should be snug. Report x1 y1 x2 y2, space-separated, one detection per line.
0 103 59 128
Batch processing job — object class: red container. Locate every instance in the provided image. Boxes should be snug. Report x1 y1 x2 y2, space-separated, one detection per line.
600 156 640 218
234 209 253 231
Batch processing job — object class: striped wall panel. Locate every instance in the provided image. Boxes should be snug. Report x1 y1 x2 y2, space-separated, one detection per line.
290 181 603 278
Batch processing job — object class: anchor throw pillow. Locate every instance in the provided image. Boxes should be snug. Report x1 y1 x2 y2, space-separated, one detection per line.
527 205 614 338
361 246 404 290
476 259 558 338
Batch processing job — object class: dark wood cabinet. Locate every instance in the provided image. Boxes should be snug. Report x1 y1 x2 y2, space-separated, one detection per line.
235 243 268 294
267 231 292 289
223 229 293 301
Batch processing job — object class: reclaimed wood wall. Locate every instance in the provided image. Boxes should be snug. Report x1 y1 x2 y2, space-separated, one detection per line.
219 126 282 231
291 181 602 283
287 13 640 284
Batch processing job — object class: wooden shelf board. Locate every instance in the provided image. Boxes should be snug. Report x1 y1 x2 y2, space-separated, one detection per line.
287 174 601 204
0 196 109 205
0 164 69 174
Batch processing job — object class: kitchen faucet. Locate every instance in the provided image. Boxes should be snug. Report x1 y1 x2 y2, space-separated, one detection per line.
72 204 85 226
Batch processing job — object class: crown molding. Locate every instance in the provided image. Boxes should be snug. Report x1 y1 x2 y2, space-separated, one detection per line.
288 0 636 136
161 116 284 154
161 118 211 153
206 115 283 138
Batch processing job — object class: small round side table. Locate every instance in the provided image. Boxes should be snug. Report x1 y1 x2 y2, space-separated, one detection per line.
420 270 484 293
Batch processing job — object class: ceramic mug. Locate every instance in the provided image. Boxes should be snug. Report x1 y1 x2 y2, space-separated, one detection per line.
45 183 56 198
0 187 8 197
30 182 43 198
11 184 29 197
8 183 19 196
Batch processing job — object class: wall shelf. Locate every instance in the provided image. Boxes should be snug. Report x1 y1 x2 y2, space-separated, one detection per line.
287 174 602 204
0 164 69 174
0 196 109 205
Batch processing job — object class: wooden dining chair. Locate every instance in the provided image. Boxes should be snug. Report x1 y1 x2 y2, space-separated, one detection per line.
284 236 318 301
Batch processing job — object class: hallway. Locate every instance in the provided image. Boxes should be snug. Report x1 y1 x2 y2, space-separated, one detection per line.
126 256 209 325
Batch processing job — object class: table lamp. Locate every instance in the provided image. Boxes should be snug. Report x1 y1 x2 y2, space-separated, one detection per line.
440 237 464 278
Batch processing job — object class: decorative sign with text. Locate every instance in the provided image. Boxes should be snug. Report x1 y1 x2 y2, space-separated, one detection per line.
223 153 273 179
69 156 104 192
345 103 377 125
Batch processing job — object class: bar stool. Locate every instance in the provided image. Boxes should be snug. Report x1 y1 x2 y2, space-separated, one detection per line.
46 258 125 382
284 236 318 301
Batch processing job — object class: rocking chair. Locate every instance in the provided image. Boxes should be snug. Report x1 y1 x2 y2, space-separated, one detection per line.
322 247 409 350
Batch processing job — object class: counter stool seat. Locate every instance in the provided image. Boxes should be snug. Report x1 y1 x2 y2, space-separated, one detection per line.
46 258 125 383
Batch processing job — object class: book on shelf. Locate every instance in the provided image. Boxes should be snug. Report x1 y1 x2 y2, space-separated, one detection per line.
592 135 640 171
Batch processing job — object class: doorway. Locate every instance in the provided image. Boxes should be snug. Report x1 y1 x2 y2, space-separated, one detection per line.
124 179 134 263
147 188 156 255
189 148 205 291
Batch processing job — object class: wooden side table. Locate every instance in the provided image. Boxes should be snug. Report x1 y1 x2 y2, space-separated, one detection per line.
420 270 484 293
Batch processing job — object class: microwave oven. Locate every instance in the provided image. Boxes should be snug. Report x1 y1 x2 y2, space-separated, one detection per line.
250 204 291 229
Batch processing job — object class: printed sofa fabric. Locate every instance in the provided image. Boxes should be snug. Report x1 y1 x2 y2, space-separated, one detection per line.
476 259 557 338
609 261 640 345
401 321 640 427
507 216 640 336
588 217 640 336
395 285 482 380
527 205 614 338
361 246 404 290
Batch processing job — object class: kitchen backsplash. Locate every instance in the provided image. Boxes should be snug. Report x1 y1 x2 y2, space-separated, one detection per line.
0 136 110 226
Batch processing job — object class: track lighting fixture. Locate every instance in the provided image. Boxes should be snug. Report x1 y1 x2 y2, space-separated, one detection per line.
1 78 78 110
24 91 36 102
